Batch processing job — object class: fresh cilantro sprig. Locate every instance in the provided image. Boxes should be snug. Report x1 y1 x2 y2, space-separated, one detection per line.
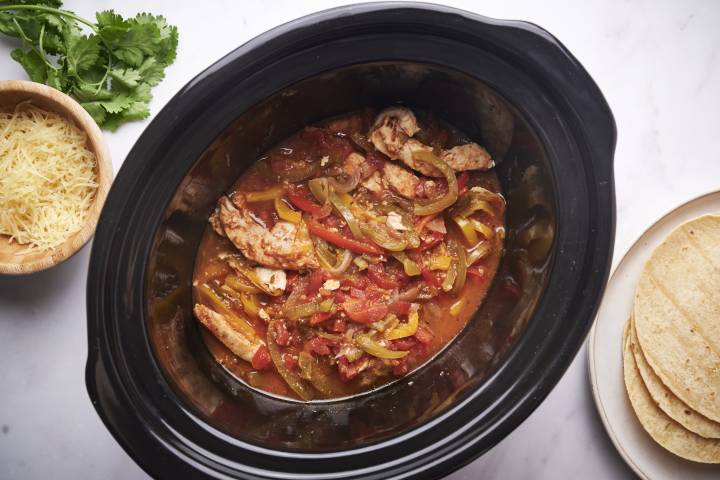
0 0 178 130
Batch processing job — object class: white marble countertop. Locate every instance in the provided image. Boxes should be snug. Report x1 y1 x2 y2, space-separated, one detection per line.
2 1 719 478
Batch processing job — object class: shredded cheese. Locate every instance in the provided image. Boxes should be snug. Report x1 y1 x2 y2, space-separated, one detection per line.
0 102 98 252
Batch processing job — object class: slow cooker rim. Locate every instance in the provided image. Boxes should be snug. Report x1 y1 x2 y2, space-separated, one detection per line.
86 3 616 479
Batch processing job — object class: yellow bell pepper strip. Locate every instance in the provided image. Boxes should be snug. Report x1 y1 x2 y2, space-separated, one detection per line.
245 186 284 202
240 293 260 317
392 252 421 276
427 254 452 271
470 219 494 239
449 239 467 295
267 324 314 400
412 151 459 216
283 298 334 321
466 242 491 266
450 187 503 218
452 216 479 246
196 284 257 340
224 274 262 294
384 310 419 340
449 298 464 316
274 196 301 224
355 334 409 359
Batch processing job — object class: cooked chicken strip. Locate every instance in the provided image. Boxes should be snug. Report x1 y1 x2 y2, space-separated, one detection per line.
193 304 263 363
368 107 495 176
382 162 421 198
441 143 494 172
209 208 226 237
218 196 319 270
369 107 419 159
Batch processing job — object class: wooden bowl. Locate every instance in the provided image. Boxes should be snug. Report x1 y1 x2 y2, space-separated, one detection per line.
0 80 112 275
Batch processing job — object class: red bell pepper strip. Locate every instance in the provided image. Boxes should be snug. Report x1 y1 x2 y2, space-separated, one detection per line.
251 346 272 370
287 190 331 218
457 171 469 195
305 218 384 255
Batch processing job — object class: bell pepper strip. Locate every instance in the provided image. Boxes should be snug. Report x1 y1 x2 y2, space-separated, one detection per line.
283 298 334 321
286 190 331 218
453 216 479 246
196 284 257 340
449 239 467 295
238 268 284 297
224 274 262 294
427 254 452 271
341 300 389 324
274 196 301 223
392 252 421 276
449 298 464 316
412 151 458 216
328 190 363 238
355 334 408 359
384 310 419 340
470 218 494 239
245 186 284 202
240 293 260 317
310 311 334 325
466 242 491 266
442 256 458 293
305 218 384 255
361 223 408 252
251 346 272 370
450 187 503 218
267 323 315 400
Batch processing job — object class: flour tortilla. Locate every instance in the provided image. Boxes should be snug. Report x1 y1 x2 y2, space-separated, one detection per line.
634 215 720 422
623 322 720 463
629 315 720 439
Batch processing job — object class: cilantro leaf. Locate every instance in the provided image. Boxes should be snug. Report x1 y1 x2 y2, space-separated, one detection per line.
0 1 178 130
10 48 47 82
65 33 101 75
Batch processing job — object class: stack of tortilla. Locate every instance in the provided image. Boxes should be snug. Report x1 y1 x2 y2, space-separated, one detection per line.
622 214 720 464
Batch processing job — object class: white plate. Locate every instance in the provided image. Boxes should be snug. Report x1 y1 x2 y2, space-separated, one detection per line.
588 191 720 480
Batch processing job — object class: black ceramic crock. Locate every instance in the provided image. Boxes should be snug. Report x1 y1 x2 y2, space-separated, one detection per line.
86 3 616 479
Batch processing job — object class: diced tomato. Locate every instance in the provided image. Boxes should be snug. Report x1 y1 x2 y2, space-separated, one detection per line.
251 346 272 370
333 292 346 304
367 263 400 290
389 300 411 315
416 232 444 251
310 311 334 326
330 317 346 333
392 361 409 376
343 275 369 290
283 353 298 371
349 287 366 299
304 337 332 356
467 265 486 278
285 271 299 290
420 269 442 288
301 127 355 160
414 325 434 344
390 337 417 351
457 171 469 195
306 269 328 295
272 320 290 346
337 356 367 382
341 300 389 324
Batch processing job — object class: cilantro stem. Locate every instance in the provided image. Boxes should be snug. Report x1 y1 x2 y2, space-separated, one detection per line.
0 4 97 31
